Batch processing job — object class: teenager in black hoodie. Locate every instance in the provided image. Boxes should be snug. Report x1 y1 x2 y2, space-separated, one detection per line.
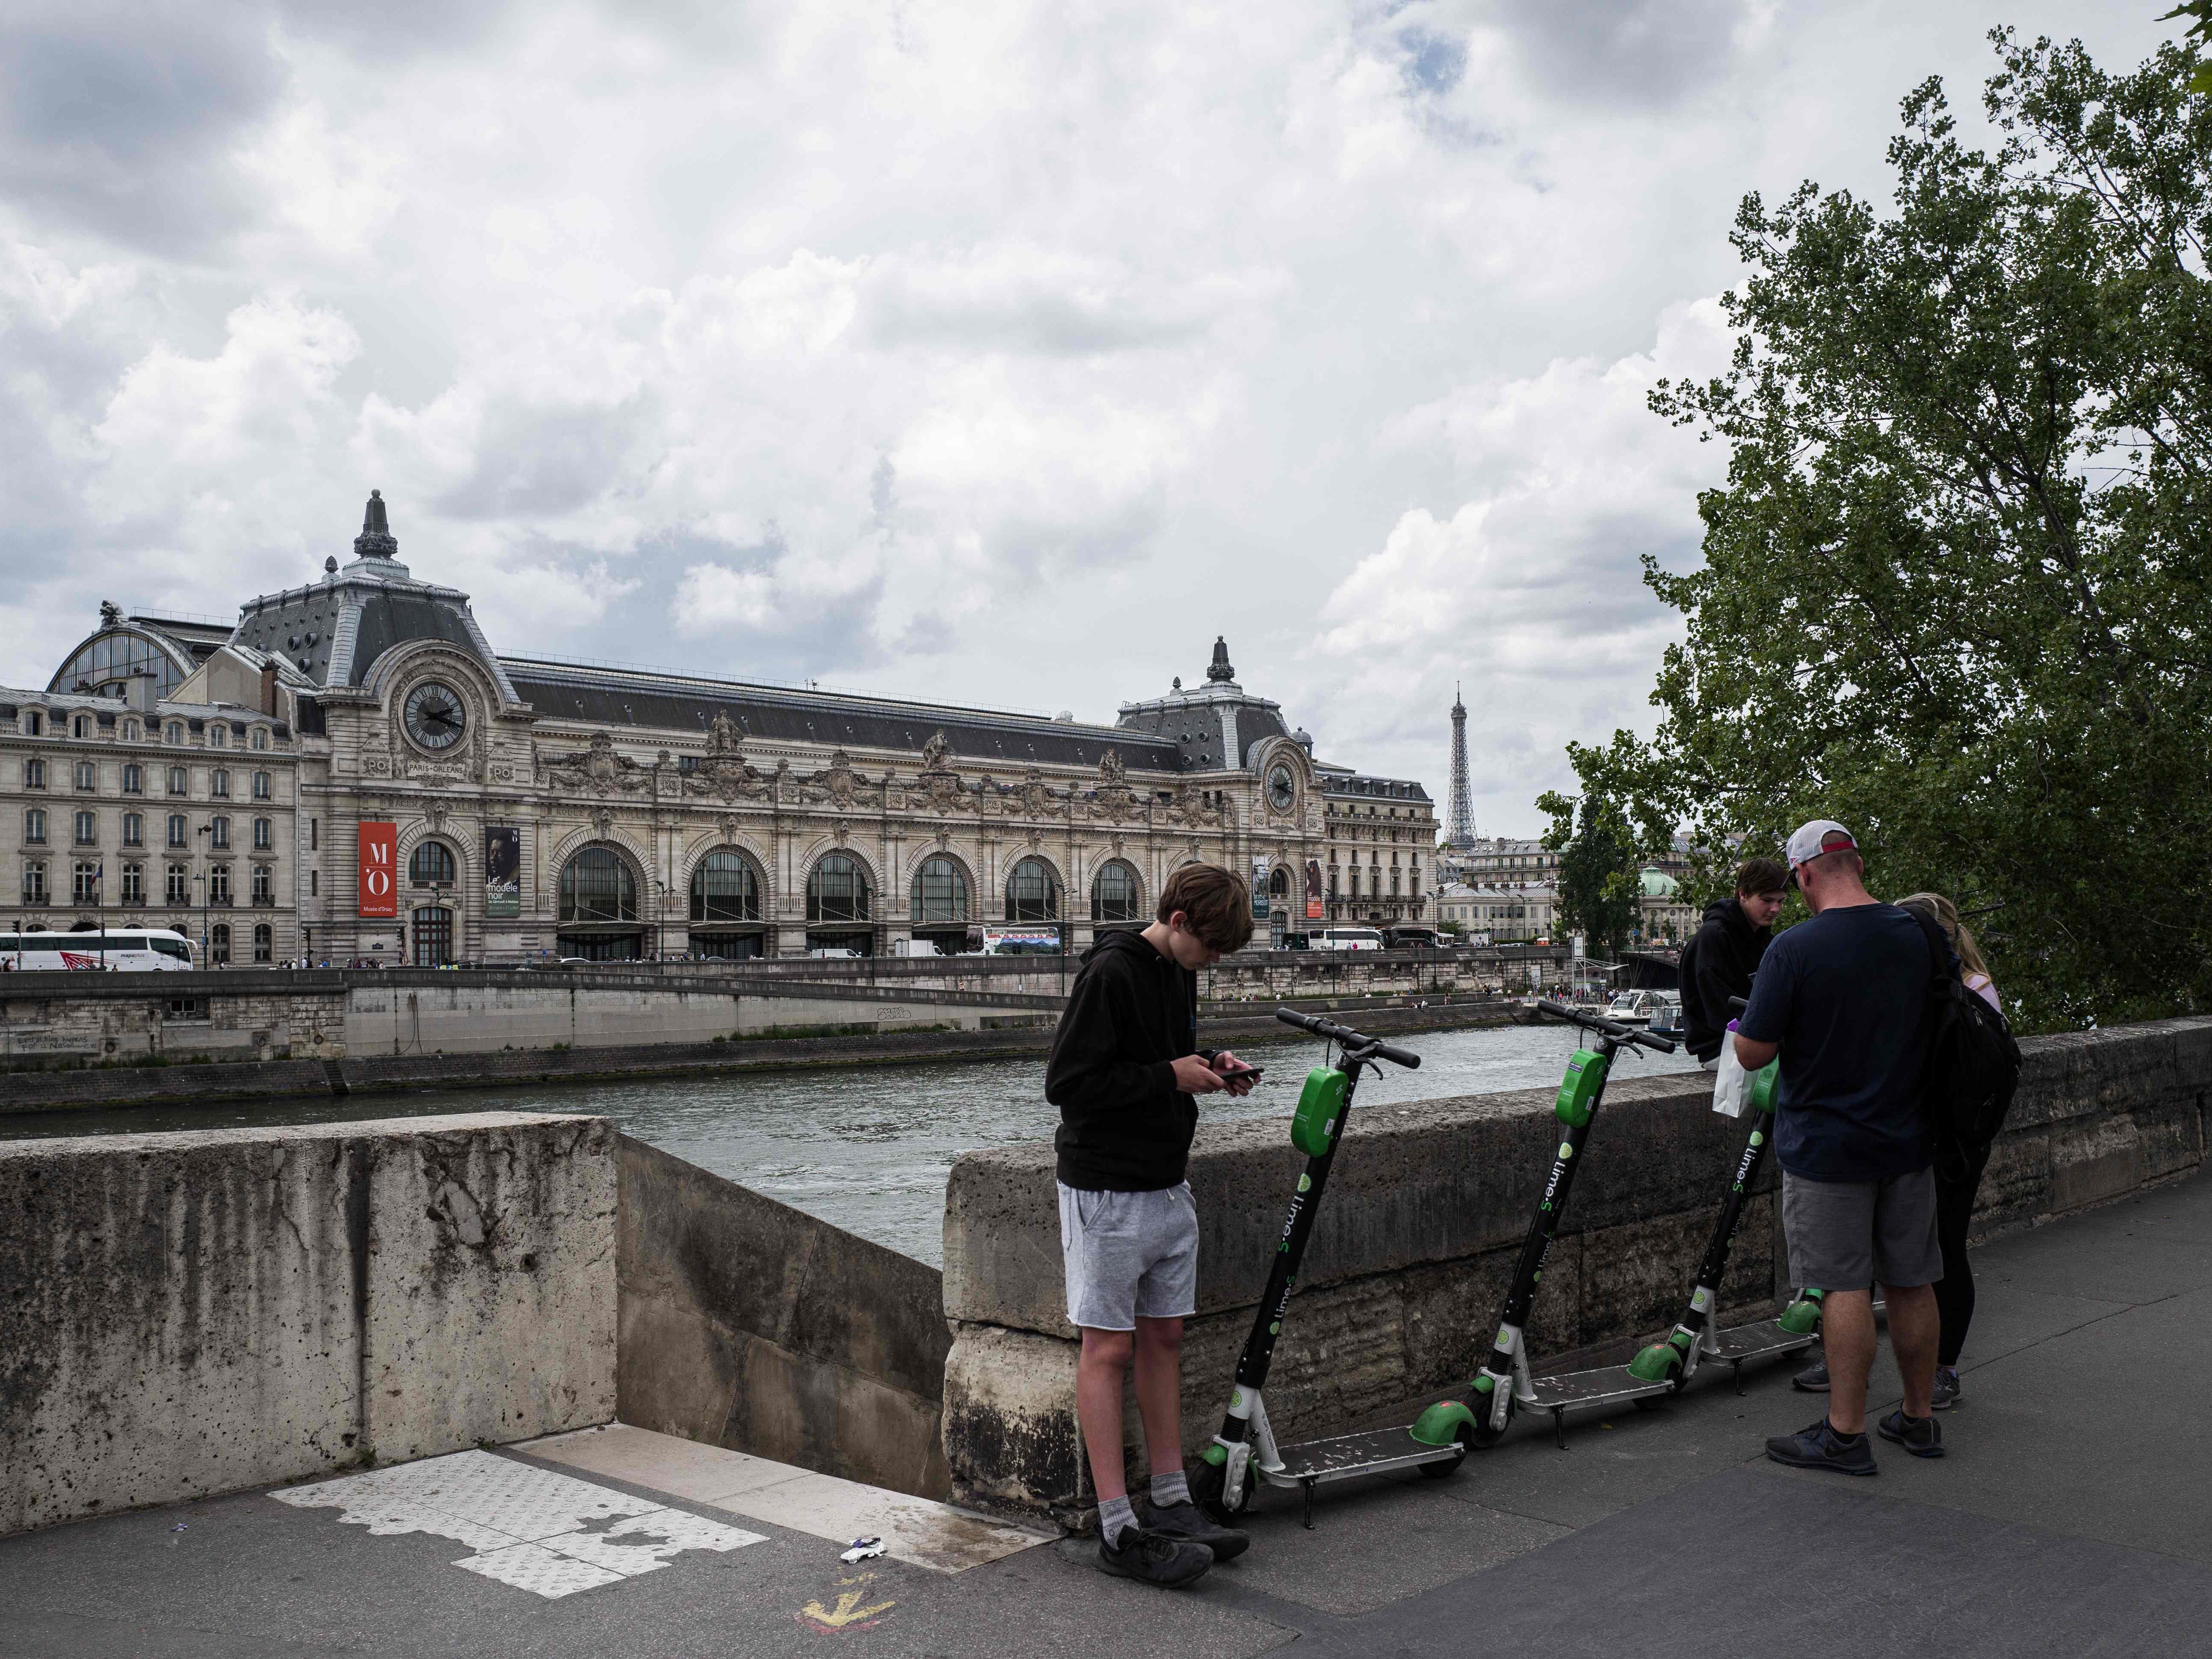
1044 863 1255 1586
1679 857 1788 1066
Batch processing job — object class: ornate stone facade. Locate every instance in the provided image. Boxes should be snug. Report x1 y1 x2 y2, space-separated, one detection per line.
15 497 1435 964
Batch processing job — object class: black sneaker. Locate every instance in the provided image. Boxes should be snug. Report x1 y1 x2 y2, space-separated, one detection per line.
1139 1498 1250 1561
1931 1367 1961 1411
1765 1418 1877 1476
1877 1408 1945 1457
1793 1357 1831 1393
1097 1526 1213 1588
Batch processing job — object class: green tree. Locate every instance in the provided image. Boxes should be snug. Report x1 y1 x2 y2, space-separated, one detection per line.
1578 32 2212 1031
2161 3 2212 92
1536 787 1643 962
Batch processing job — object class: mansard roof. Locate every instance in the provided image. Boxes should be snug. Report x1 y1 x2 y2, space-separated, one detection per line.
1115 642 1291 769
502 659 1188 773
229 493 517 703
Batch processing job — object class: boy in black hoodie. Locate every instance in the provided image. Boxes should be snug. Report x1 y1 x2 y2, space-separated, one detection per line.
1679 856 1788 1067
1045 863 1256 1586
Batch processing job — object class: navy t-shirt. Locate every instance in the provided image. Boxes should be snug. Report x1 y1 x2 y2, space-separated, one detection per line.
1738 903 1935 1182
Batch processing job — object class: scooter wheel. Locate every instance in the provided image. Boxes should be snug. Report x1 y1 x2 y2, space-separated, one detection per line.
1191 1454 1248 1523
1417 1441 1469 1480
1466 1384 1514 1450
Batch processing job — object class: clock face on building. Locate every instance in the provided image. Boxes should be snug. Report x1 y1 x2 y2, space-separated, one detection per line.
1266 764 1296 813
403 681 468 752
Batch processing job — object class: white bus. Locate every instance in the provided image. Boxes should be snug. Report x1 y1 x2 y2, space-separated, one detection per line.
1310 927 1386 952
0 929 196 972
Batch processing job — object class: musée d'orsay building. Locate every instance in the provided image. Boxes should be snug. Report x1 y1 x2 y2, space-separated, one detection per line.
1 495 1434 965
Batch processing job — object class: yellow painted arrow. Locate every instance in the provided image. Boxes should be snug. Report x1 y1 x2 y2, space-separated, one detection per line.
799 1581 897 1632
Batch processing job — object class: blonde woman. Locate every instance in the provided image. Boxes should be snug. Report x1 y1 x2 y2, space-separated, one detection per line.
1896 891 2002 1410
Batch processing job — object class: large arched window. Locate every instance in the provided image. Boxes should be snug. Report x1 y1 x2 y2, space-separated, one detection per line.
910 855 969 923
691 850 761 921
807 854 870 922
410 840 457 886
1091 859 1142 922
48 626 190 701
1006 857 1061 921
559 846 638 922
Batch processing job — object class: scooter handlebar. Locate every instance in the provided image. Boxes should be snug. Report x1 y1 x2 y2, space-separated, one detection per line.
1534 997 1678 1053
1274 1007 1421 1068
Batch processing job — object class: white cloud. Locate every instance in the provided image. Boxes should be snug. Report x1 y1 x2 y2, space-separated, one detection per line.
1311 299 1733 829
0 0 2176 827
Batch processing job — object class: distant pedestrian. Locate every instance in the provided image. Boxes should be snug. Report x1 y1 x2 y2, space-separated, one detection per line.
1044 863 1258 1586
1896 891 2003 1411
1678 856 1788 1069
1734 821 1946 1472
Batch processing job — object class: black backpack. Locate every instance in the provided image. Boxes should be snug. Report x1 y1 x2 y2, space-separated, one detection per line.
1904 909 2022 1176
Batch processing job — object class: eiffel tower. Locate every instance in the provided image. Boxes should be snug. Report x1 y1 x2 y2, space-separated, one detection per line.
1443 683 1475 851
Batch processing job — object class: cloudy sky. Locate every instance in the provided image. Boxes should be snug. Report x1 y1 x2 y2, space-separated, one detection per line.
0 1 2169 834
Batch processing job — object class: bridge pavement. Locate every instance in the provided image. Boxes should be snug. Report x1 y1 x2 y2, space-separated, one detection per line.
7 1164 2211 1658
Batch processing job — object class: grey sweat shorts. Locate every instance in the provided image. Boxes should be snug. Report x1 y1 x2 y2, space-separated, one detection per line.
1058 1181 1198 1332
1782 1166 1943 1291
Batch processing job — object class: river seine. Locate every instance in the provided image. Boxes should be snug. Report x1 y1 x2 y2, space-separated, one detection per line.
5 1020 1702 1264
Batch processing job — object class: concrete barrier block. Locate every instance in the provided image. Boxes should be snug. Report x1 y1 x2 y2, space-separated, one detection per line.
616 1136 952 1498
943 1324 1084 1524
360 1115 618 1465
0 1112 615 1537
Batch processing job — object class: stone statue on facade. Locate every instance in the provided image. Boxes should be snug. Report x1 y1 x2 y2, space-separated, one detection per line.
685 711 771 802
543 729 651 795
801 748 875 810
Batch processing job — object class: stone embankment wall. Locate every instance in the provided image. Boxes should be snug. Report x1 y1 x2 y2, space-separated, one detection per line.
940 1018 2212 1525
0 1118 960 1537
0 966 1061 1071
0 992 1514 1115
616 1138 952 1498
0 1112 617 1536
0 948 1553 1073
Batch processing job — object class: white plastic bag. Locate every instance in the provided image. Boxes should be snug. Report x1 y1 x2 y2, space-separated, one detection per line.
1710 1020 1749 1118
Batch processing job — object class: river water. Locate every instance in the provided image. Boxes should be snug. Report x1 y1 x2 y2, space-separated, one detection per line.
5 1021 1702 1265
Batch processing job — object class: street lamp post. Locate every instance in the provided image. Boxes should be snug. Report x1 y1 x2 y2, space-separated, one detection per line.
195 822 212 969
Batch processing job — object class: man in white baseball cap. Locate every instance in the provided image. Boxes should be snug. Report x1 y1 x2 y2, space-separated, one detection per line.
1733 819 1948 1473
1785 820 1858 873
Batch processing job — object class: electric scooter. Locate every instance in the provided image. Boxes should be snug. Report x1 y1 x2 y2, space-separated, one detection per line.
1624 1037 1826 1396
1411 998 1680 1453
1190 1008 1452 1529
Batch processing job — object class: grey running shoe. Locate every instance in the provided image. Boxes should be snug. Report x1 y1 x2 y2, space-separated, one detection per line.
1877 1408 1945 1458
1097 1526 1213 1588
1766 1418 1877 1476
1793 1357 1831 1393
1139 1498 1251 1561
1931 1366 1961 1411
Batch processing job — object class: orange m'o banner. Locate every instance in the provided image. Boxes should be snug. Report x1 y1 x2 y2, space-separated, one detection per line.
358 821 398 917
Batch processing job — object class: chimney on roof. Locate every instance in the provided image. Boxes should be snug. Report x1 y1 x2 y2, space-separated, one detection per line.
261 662 278 716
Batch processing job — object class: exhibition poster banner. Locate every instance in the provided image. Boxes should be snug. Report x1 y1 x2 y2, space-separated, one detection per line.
484 826 521 918
1251 855 1269 918
358 821 397 918
1305 858 1324 920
